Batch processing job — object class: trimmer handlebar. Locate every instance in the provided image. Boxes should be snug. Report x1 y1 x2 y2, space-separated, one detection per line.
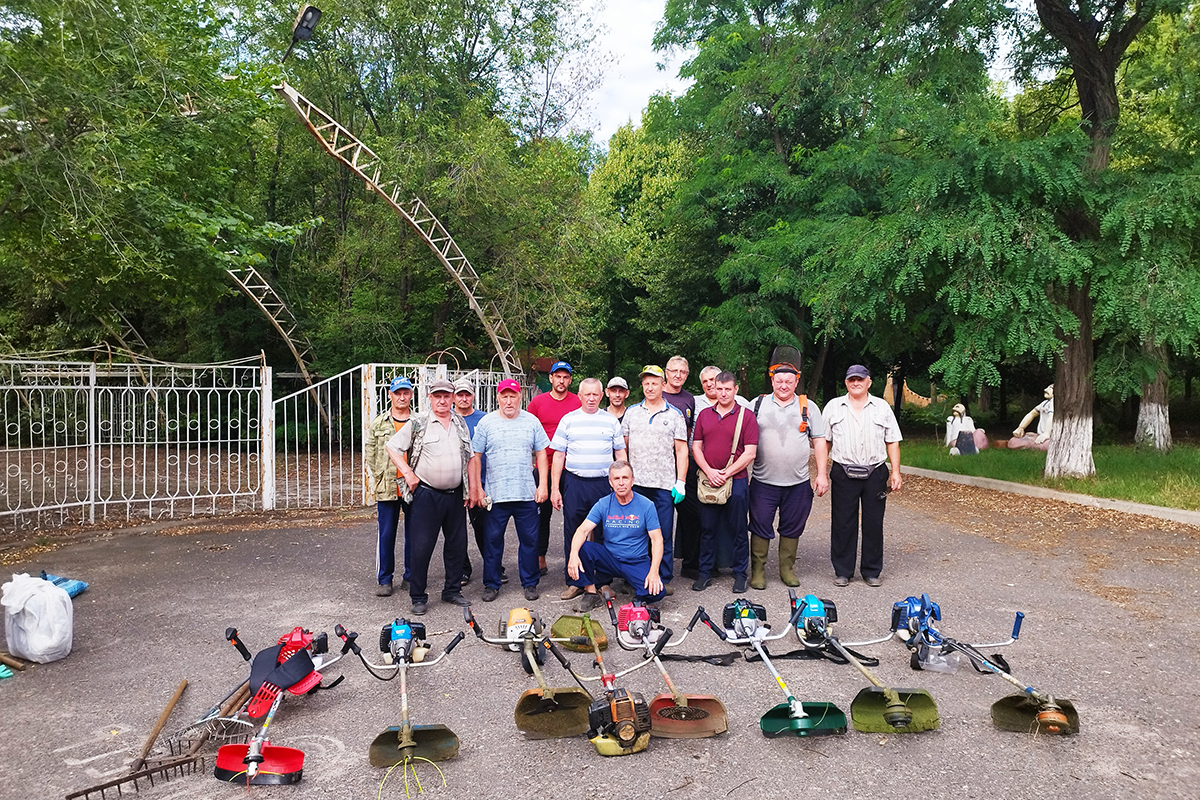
443 631 466 655
698 608 727 641
1013 612 1024 640
653 629 672 657
226 627 252 662
544 638 572 670
334 624 362 656
605 594 619 627
686 606 705 632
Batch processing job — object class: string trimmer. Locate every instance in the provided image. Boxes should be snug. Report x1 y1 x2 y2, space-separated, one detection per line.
789 591 938 733
541 612 657 755
699 600 847 737
214 626 351 784
463 606 593 739
891 593 1078 735
336 621 465 769
601 596 728 738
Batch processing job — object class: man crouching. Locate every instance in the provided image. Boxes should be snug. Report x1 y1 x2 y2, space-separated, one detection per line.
566 460 665 611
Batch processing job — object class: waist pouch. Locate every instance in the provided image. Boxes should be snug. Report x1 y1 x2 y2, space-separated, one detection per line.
841 463 877 480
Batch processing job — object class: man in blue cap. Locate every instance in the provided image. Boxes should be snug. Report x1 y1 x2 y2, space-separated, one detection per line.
526 360 580 588
367 375 414 596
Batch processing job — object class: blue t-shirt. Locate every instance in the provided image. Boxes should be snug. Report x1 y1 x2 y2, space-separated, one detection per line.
585 491 661 562
461 409 487 487
471 410 550 503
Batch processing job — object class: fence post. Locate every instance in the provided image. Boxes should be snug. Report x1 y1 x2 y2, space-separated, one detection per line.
261 365 275 511
361 363 375 506
88 362 97 524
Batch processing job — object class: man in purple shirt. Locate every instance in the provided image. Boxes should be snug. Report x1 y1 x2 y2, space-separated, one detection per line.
692 371 758 594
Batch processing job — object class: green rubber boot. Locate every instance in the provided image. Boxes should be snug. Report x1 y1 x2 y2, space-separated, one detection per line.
778 536 800 587
750 535 770 590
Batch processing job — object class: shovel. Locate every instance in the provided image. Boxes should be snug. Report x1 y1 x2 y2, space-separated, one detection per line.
604 599 727 738
513 627 593 739
368 632 466 766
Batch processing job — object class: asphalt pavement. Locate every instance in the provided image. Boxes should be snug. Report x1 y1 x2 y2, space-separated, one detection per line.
3 476 1198 800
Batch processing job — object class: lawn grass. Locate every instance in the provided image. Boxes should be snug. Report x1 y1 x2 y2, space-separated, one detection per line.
902 438 1200 511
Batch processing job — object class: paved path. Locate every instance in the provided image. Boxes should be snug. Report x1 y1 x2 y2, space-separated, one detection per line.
3 476 1198 800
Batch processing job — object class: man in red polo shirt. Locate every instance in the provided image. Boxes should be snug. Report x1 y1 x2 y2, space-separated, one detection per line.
526 360 581 583
692 370 758 594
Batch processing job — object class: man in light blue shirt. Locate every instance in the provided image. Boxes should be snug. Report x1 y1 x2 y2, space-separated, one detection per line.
470 379 549 603
566 461 665 611
550 377 626 597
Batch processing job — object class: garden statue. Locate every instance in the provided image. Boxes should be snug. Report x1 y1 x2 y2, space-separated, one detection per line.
946 403 986 454
1008 385 1053 451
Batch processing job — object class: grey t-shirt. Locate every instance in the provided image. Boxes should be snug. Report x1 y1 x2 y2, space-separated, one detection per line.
751 394 826 485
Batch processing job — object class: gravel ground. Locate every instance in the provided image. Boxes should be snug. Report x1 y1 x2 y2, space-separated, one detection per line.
3 475 1198 800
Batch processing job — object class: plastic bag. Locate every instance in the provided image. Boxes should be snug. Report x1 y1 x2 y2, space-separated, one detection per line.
2 572 74 663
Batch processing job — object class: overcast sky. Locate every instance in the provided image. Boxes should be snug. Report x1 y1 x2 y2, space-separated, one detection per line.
587 0 692 145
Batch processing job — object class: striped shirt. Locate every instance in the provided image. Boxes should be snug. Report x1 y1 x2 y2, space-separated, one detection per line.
550 408 626 478
821 394 902 466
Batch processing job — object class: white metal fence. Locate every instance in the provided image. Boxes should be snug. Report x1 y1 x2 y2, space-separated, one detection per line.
1 356 267 529
1 356 522 529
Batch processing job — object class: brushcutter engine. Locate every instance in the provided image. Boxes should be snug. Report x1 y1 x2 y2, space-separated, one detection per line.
892 594 942 645
587 688 652 748
723 601 768 639
617 602 661 641
791 594 837 644
380 619 427 663
503 608 536 653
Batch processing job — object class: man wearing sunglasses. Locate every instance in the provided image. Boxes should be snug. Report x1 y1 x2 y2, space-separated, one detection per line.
820 365 903 588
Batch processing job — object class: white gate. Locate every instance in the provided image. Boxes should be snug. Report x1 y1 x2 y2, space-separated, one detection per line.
1 356 523 528
270 363 522 511
1 354 267 530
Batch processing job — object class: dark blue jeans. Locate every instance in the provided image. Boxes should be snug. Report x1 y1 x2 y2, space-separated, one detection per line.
697 477 749 580
749 480 815 540
376 498 404 585
577 540 664 603
561 472 610 581
485 500 540 589
634 485 675 583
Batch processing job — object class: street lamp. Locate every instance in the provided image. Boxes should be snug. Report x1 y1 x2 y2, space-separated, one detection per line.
281 5 322 63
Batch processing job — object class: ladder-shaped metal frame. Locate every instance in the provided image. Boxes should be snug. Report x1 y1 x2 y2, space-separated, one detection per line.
274 82 521 377
226 264 318 387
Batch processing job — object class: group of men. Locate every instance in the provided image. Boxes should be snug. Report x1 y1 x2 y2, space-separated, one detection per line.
367 356 902 616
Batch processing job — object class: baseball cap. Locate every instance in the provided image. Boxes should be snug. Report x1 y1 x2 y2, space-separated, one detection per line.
845 365 871 380
640 365 665 379
497 378 521 394
389 376 413 392
429 378 454 394
452 378 474 395
607 377 629 390
550 360 573 375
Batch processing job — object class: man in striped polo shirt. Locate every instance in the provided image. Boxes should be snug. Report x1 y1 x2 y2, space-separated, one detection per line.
550 377 627 599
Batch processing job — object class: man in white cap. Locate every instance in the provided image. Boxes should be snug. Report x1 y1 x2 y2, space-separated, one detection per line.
387 378 475 615
367 375 413 597
470 378 550 602
604 376 630 424
821 364 903 588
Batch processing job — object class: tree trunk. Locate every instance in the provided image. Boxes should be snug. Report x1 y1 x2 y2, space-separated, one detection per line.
1045 283 1095 478
1135 344 1172 451
808 337 830 399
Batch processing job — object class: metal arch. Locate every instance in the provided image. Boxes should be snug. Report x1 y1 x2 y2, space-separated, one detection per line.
225 264 318 387
274 82 522 377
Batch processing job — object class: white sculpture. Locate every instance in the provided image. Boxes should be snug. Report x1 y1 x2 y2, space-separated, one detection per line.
946 403 986 454
1008 385 1053 450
